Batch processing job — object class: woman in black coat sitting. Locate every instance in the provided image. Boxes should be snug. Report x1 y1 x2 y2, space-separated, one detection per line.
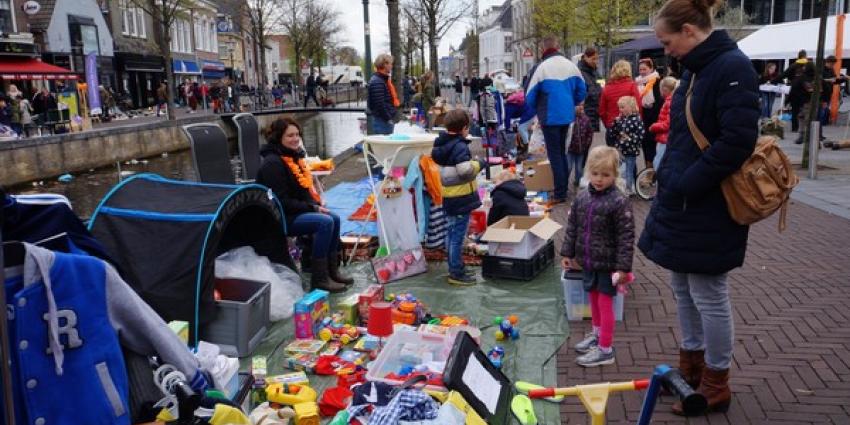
487 170 529 225
256 117 352 293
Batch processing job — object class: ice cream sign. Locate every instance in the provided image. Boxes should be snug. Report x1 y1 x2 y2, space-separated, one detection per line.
22 1 41 15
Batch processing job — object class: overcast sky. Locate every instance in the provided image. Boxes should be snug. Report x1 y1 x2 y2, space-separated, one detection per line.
337 0 504 63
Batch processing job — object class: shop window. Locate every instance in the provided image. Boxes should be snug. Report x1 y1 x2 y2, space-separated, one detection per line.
0 0 11 34
743 0 771 24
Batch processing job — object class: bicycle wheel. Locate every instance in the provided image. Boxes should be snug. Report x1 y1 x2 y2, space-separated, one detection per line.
635 167 657 201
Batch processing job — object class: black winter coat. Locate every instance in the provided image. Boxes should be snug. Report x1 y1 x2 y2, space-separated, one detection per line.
256 143 320 226
561 185 634 273
488 180 529 225
577 59 602 131
638 30 759 275
367 73 397 122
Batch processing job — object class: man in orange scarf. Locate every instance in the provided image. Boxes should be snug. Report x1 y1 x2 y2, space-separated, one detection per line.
367 53 399 135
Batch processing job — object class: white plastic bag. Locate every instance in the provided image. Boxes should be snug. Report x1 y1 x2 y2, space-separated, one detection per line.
215 246 304 321
528 125 547 158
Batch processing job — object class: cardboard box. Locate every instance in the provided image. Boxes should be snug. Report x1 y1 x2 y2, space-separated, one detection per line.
481 216 562 259
522 159 554 192
294 289 329 340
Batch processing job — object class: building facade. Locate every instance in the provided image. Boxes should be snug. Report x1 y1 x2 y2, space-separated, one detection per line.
478 1 512 77
108 0 165 109
266 34 291 83
30 0 115 88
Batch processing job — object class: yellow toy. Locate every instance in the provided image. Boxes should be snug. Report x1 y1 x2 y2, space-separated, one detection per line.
266 383 318 406
293 402 320 425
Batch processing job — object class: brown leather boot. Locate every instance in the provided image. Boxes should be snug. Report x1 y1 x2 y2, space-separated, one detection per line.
682 349 705 389
663 349 704 396
673 366 731 416
328 253 354 286
310 258 346 293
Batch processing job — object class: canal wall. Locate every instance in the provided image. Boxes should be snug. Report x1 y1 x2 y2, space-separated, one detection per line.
0 108 361 187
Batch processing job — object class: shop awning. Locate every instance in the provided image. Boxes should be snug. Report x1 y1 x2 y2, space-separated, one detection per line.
202 60 226 79
172 59 201 74
0 58 78 80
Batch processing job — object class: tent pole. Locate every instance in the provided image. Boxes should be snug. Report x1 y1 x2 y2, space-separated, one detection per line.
0 190 17 425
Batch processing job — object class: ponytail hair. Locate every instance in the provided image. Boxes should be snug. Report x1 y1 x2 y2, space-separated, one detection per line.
656 0 723 32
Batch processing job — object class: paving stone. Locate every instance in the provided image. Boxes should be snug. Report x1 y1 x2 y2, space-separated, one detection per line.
554 198 850 424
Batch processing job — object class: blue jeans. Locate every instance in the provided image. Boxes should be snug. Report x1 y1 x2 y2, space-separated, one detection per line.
445 214 471 278
372 117 394 135
566 153 585 187
541 125 570 199
653 143 667 171
621 155 637 193
760 91 776 118
670 272 733 370
288 212 341 259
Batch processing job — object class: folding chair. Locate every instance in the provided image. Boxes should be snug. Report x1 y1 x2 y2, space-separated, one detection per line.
181 123 235 184
232 112 262 182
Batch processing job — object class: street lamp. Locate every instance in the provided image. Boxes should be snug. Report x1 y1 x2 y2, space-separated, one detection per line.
363 0 372 80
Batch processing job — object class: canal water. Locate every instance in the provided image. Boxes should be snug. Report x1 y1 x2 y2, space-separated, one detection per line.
9 110 367 218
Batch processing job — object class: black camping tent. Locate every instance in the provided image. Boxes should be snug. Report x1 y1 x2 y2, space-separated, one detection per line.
605 34 668 74
88 173 293 345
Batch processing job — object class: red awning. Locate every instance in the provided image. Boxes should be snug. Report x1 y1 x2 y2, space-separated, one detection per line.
0 58 78 80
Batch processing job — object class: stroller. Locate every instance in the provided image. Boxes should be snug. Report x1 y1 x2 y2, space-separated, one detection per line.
317 86 336 108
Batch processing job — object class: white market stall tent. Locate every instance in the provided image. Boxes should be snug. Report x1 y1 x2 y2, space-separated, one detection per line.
739 15 850 61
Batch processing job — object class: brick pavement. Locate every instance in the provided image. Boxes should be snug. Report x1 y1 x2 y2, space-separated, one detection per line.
554 198 850 424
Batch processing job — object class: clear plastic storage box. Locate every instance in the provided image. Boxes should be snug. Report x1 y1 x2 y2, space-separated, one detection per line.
562 270 624 321
365 329 451 392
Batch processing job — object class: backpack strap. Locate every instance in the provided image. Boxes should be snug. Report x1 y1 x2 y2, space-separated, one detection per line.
685 74 711 152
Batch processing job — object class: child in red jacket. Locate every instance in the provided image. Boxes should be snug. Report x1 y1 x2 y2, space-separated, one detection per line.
648 77 678 171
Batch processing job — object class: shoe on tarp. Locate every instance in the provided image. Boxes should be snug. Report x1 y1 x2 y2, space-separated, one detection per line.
447 273 476 286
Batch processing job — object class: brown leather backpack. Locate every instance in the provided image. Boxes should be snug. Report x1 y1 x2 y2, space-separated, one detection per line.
685 75 799 232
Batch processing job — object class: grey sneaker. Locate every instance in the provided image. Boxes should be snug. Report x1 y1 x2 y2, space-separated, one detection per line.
576 346 615 367
574 333 599 354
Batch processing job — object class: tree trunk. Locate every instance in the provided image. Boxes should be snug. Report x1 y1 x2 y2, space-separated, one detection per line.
150 0 175 120
387 0 402 109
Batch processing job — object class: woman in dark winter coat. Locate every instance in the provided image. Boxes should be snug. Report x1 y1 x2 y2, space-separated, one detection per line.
487 170 529 225
577 47 602 132
638 0 760 416
256 117 353 293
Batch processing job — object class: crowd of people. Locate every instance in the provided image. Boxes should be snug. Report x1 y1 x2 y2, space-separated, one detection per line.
0 84 59 138
358 0 770 416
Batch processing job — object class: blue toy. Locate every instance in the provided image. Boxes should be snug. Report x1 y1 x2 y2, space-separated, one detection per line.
488 346 505 369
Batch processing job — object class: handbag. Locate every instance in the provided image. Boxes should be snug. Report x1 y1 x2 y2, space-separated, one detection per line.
685 74 798 231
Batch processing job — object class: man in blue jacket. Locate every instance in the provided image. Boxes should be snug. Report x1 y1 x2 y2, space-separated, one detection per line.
367 54 399 135
524 36 587 203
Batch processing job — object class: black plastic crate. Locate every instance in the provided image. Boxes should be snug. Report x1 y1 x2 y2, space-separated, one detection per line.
482 240 555 281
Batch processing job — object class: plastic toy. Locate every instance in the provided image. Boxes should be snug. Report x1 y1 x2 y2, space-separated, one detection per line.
487 346 505 369
390 293 428 325
293 401 320 425
317 314 361 344
266 383 318 406
526 364 707 425
493 315 520 340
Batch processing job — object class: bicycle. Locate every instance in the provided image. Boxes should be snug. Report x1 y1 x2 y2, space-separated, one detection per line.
634 166 657 201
